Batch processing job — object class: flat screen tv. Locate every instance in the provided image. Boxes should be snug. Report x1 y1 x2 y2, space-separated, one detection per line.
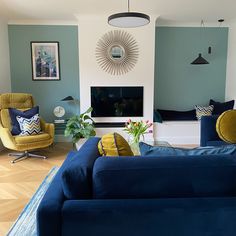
91 86 143 117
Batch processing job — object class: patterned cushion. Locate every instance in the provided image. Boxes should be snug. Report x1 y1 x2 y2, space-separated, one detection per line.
195 105 214 120
9 106 39 135
16 114 41 136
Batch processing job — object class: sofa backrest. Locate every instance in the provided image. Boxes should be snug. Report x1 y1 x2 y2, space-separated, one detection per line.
61 137 101 199
0 93 34 129
93 155 236 199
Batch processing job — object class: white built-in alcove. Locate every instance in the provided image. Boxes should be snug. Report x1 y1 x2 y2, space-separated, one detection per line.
77 14 158 140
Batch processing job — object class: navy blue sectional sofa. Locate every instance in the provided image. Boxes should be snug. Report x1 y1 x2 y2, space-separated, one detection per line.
37 137 236 236
200 115 228 146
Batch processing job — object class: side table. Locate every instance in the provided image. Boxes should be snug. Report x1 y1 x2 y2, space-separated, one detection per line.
54 121 67 135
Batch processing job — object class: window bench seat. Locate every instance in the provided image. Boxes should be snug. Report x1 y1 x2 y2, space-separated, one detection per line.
153 121 200 145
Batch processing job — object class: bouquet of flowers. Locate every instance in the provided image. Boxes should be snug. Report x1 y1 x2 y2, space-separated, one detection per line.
124 119 153 144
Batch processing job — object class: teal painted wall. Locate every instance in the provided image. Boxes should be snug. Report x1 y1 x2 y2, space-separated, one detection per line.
154 27 228 110
8 25 79 122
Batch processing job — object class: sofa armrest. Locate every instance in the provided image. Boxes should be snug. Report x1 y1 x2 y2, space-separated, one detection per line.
37 151 76 236
37 175 65 236
200 115 220 146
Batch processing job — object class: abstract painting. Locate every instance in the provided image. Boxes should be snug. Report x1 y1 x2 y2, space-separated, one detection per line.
31 42 60 80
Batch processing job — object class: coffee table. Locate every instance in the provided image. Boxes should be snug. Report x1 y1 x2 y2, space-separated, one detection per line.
143 140 171 147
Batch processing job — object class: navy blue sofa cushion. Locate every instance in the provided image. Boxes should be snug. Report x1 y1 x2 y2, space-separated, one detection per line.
156 109 197 121
139 142 236 156
209 99 234 115
62 198 236 236
93 155 236 199
61 137 101 199
9 106 39 135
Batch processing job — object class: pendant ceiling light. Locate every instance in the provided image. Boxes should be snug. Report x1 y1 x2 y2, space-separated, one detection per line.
191 20 209 65
108 0 150 28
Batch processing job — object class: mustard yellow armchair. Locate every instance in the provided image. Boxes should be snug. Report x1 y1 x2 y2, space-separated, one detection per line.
0 93 54 163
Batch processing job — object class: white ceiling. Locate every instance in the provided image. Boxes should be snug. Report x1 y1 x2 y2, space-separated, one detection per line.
0 0 236 25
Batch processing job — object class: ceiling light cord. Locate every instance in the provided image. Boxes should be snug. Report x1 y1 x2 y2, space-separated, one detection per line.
200 19 205 27
190 19 209 65
200 19 206 52
128 0 130 12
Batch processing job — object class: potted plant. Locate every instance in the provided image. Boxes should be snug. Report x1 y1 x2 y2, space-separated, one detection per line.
64 107 96 150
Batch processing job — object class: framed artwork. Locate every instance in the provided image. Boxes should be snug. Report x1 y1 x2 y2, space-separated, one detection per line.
31 41 60 81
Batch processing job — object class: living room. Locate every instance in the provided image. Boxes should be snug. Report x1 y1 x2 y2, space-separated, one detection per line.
0 0 236 235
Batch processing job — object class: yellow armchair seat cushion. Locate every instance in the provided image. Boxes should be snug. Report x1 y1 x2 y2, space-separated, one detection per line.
98 132 133 156
216 110 236 143
14 133 51 144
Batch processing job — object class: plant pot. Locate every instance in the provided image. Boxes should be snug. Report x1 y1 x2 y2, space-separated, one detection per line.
75 138 88 150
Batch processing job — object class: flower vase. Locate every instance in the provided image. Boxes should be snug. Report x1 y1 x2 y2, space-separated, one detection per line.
128 134 144 155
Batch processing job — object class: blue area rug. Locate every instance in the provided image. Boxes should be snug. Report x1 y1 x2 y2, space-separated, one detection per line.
7 166 59 236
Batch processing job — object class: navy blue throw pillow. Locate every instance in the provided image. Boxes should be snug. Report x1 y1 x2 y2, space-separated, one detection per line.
9 106 39 135
139 142 236 157
209 99 234 115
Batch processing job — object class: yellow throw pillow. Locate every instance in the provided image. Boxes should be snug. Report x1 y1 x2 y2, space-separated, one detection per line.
98 132 134 156
216 110 236 143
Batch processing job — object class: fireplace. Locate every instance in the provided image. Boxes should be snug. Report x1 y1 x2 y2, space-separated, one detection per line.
91 86 143 118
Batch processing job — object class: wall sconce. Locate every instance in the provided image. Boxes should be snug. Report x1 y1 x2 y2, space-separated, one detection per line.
191 20 209 65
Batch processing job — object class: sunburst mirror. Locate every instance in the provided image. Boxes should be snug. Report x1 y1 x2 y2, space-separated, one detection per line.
96 30 139 75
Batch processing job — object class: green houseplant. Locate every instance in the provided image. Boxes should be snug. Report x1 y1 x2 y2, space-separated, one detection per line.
64 107 96 149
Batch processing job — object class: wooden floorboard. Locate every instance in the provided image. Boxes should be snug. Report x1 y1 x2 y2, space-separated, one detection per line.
0 142 72 236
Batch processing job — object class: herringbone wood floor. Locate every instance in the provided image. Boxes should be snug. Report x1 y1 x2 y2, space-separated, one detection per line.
0 143 72 236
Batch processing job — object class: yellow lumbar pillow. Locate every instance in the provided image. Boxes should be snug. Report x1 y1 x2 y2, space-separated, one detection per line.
98 132 134 156
216 110 236 143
